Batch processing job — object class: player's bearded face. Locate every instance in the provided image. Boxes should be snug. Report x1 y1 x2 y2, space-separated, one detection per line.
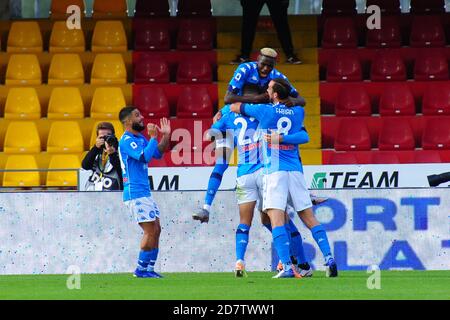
132 120 145 132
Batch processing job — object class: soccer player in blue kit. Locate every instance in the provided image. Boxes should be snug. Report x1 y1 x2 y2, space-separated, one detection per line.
209 101 312 277
231 78 337 278
118 106 171 278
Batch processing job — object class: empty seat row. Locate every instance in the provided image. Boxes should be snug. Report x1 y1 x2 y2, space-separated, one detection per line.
134 57 213 83
323 116 450 151
0 120 124 154
134 19 213 51
325 150 448 164
0 87 126 120
322 15 449 48
1 154 81 187
4 53 126 85
321 0 446 15
332 82 450 116
134 86 213 118
7 20 126 53
326 50 449 81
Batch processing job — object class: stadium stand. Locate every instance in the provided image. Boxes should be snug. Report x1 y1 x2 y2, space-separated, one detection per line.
92 0 128 19
3 122 41 154
92 20 128 53
50 0 86 20
46 154 81 187
49 21 86 53
4 88 41 120
2 155 40 187
5 54 42 85
47 87 85 119
46 121 84 154
90 87 126 119
134 0 170 17
48 54 85 85
91 53 127 84
7 21 43 53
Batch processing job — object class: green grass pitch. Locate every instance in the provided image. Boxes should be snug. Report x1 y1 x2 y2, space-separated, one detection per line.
1 271 449 300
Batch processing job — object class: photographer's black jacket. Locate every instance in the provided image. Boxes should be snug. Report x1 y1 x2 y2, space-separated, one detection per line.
82 146 123 190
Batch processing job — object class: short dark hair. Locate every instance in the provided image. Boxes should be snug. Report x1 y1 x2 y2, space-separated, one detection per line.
96 122 115 136
271 78 291 100
119 106 137 123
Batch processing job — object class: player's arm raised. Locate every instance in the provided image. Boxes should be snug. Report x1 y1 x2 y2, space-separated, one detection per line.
147 118 171 158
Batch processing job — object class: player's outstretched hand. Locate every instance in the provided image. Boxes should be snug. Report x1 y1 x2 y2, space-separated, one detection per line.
159 117 171 136
213 111 222 123
230 102 242 113
147 123 158 138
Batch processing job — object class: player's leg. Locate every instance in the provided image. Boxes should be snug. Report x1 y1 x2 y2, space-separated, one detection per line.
263 172 299 278
130 197 163 278
297 208 337 277
193 145 232 223
235 201 255 277
284 213 313 277
290 172 338 277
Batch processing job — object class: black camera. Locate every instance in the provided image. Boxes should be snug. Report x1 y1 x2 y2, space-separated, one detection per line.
102 135 119 150
427 172 450 187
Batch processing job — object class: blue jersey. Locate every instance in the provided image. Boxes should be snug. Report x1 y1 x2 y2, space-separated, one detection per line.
241 103 307 174
211 107 263 177
228 62 298 97
119 131 162 201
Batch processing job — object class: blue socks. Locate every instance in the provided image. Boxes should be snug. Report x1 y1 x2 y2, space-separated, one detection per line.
311 225 332 262
137 249 158 272
272 226 292 268
204 163 229 207
286 220 307 264
235 224 250 261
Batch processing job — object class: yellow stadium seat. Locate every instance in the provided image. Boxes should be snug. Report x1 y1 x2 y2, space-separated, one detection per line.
47 121 84 154
89 120 124 147
7 21 43 53
4 88 41 120
92 20 127 53
93 0 127 18
50 0 86 19
48 54 84 85
48 87 85 119
5 54 42 85
4 121 41 154
90 87 125 119
49 21 85 53
3 155 40 187
91 53 126 84
46 154 80 187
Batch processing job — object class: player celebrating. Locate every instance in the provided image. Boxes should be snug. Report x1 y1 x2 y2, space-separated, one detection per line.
210 102 312 277
193 47 313 223
118 106 171 278
231 78 337 278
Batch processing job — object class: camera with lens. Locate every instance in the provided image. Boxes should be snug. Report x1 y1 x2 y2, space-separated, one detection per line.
102 134 119 150
427 172 450 187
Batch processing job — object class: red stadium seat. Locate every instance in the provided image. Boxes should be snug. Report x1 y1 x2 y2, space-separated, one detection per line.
134 24 170 51
370 152 401 164
177 0 212 17
378 118 415 150
322 17 357 48
334 118 371 151
366 0 401 14
177 86 213 118
410 15 446 47
134 86 170 118
177 60 212 83
134 55 170 83
335 85 371 116
328 152 359 164
321 0 356 14
366 16 401 48
370 50 407 81
414 49 449 81
176 19 213 51
422 83 450 115
326 51 362 82
422 118 450 149
413 151 442 163
134 0 170 17
410 0 445 13
379 83 415 115
170 118 213 154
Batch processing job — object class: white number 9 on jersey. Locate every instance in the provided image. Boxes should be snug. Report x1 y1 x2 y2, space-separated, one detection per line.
276 117 292 135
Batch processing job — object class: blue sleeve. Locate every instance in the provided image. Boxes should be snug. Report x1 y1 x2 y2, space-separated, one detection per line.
240 103 269 122
152 147 163 159
220 104 231 115
212 112 229 132
121 136 158 163
282 128 309 145
274 69 299 98
228 63 250 94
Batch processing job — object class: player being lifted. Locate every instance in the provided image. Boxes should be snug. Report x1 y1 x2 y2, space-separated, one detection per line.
231 78 337 278
209 101 313 277
118 106 171 278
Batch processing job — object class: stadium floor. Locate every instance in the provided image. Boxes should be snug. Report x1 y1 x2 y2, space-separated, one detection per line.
0 271 449 300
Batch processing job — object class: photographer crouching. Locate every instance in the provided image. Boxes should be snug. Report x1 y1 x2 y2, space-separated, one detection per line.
82 122 123 191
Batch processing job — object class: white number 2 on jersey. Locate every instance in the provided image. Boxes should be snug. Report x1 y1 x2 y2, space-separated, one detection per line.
276 117 292 135
234 117 258 145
